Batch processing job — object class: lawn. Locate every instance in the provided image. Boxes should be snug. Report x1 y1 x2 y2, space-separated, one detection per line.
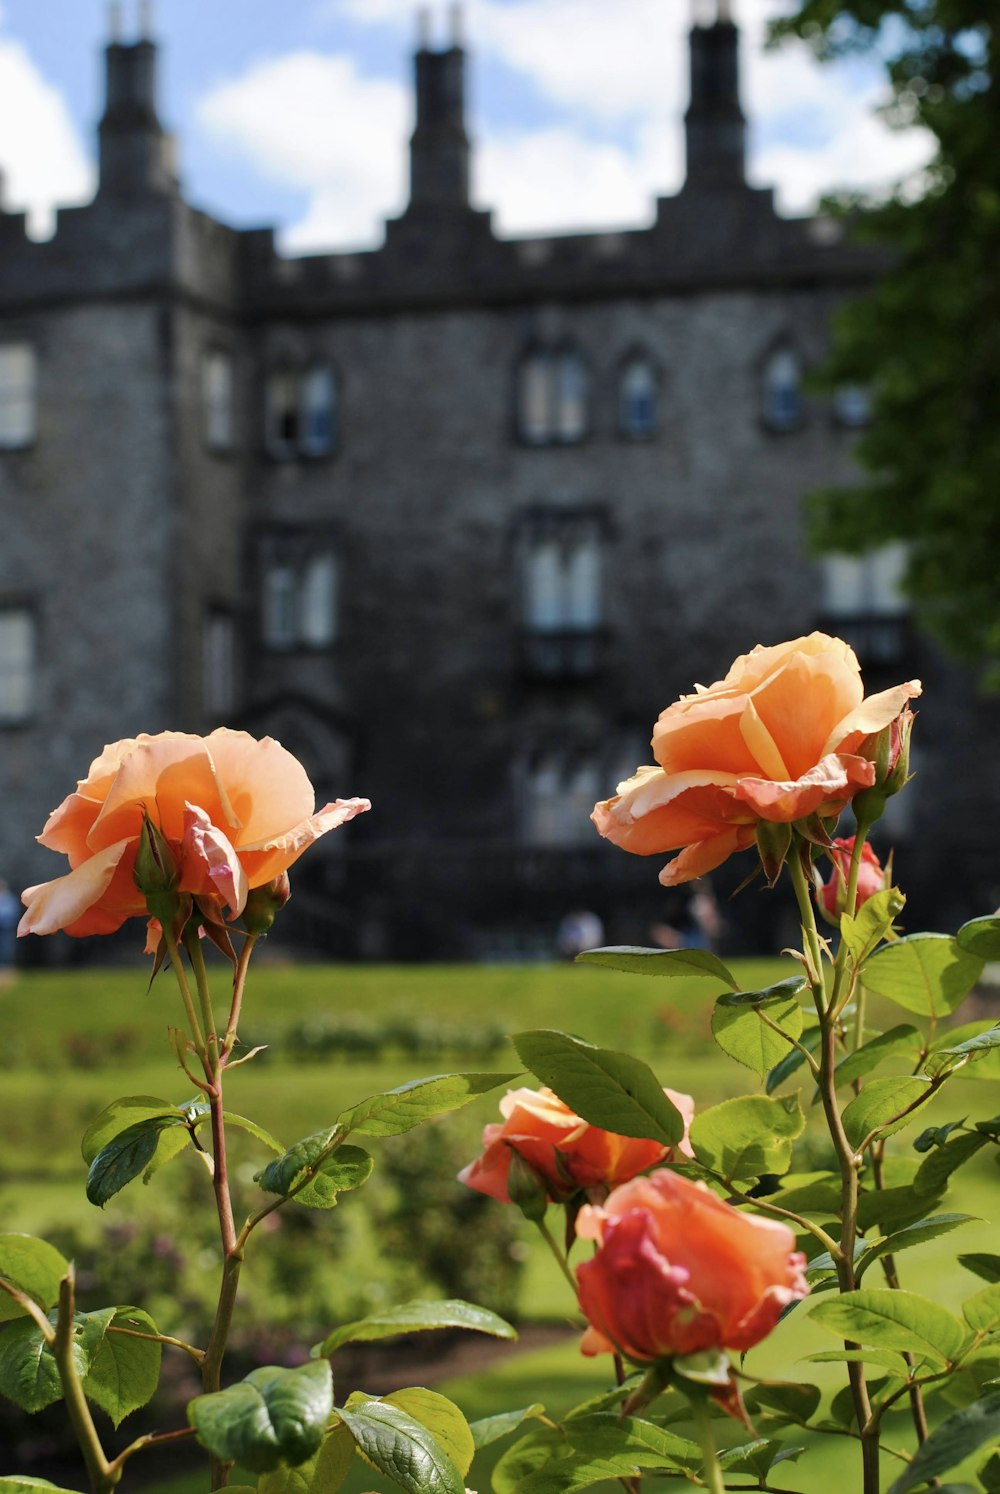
2 957 999 1491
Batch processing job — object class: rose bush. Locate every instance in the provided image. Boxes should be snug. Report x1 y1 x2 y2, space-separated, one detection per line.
18 729 370 938
575 1169 808 1362
591 631 920 885
458 1085 694 1204
819 834 887 920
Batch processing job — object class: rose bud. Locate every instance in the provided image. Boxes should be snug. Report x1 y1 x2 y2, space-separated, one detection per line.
458 1086 694 1205
575 1170 808 1362
819 836 888 921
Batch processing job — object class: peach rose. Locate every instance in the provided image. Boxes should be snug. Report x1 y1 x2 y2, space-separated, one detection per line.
592 633 920 886
18 729 370 939
575 1169 808 1361
819 836 887 920
458 1085 694 1204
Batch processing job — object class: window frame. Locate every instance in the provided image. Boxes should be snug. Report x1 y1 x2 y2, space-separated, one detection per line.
0 341 37 452
202 347 235 455
0 602 37 727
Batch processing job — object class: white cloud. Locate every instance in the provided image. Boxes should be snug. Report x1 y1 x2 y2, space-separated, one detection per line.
196 51 408 251
0 33 93 237
216 0 933 248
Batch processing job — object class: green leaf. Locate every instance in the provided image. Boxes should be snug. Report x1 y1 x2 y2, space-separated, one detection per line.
842 1077 934 1150
0 1482 87 1492
338 1393 466 1494
80 1096 183 1165
915 1133 989 1196
512 1030 685 1144
807 1348 912 1376
689 1093 804 1181
82 1307 161 1427
888 1393 1000 1493
766 1027 822 1094
711 983 804 1079
140 1123 192 1183
382 1389 474 1479
221 1112 285 1155
719 1439 798 1476
491 1426 566 1492
861 934 984 1018
0 1308 113 1413
0 1236 69 1323
257 1138 374 1210
833 1024 922 1090
338 1072 520 1139
810 1290 968 1366
188 1361 334 1473
963 1285 1000 1335
469 1403 545 1451
86 1118 184 1208
940 1027 1000 1063
742 1381 822 1424
857 1216 978 1281
956 916 1000 961
315 1297 516 1357
563 1412 701 1471
840 886 907 965
574 944 739 988
257 1424 355 1494
960 1255 1000 1285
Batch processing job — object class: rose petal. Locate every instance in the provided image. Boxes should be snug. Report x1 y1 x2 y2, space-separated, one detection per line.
18 838 134 937
204 730 319 848
733 753 875 824
181 803 249 917
238 797 371 885
823 678 923 757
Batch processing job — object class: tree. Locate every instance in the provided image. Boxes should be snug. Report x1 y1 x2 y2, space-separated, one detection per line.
771 2 1000 675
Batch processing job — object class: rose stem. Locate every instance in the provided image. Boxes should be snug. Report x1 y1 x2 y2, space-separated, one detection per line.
788 845 879 1493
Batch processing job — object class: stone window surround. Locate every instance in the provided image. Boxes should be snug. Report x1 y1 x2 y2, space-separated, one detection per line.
256 526 339 653
263 359 339 462
202 345 235 455
0 599 37 728
0 339 37 452
513 340 591 448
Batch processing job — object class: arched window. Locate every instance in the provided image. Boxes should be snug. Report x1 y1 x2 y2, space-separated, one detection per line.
265 368 299 457
762 346 802 432
619 355 657 439
300 365 337 456
516 350 552 445
554 349 588 442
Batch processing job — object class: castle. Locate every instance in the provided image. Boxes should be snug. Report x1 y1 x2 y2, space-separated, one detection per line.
2 5 997 959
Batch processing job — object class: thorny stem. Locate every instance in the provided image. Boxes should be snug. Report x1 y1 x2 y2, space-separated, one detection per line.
53 1270 119 1494
688 1395 726 1494
162 926 207 1062
106 1426 197 1479
871 1148 935 1458
223 933 257 1061
171 928 250 1491
107 1322 205 1365
537 1216 583 1297
788 847 879 1494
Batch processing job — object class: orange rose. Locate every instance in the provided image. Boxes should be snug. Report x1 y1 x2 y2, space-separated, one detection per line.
18 729 370 939
575 1169 808 1361
592 633 920 886
457 1085 694 1204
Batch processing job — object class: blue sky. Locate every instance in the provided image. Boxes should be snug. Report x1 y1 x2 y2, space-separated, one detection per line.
0 0 932 251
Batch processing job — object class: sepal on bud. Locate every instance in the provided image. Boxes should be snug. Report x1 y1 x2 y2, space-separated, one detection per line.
134 815 190 938
241 873 292 936
755 821 792 887
505 1148 550 1222
853 707 916 828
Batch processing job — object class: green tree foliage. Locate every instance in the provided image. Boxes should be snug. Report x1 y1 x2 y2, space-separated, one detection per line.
771 2 1000 671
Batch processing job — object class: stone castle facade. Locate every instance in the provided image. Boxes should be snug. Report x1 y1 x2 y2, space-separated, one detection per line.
1 6 997 959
